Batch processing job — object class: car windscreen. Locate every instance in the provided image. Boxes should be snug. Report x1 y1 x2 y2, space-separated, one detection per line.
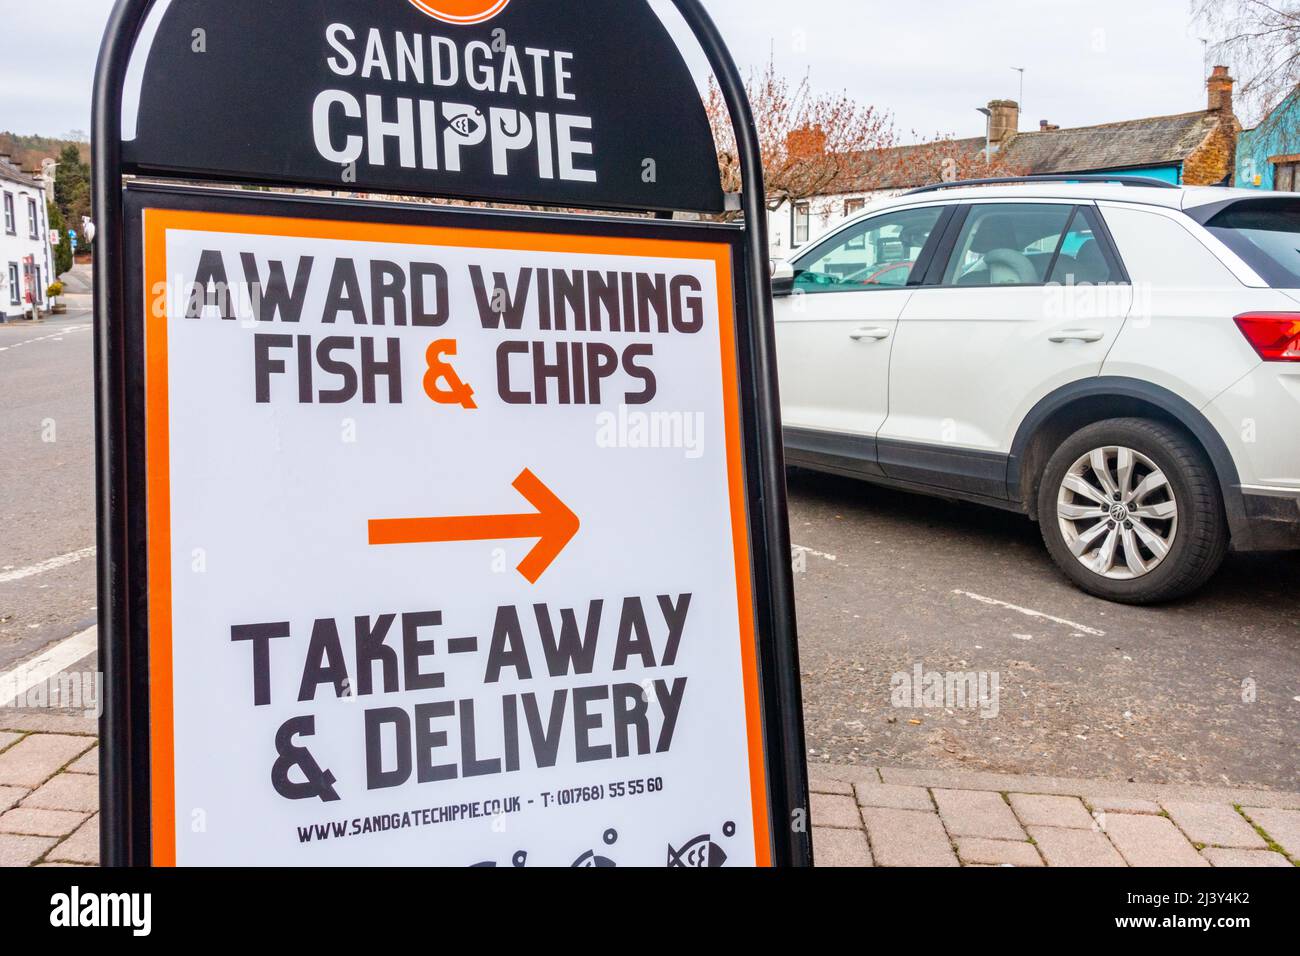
1201 199 1300 288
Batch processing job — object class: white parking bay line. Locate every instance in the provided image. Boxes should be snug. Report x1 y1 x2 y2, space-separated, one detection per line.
0 626 98 710
952 589 1106 637
0 324 91 352
0 546 96 584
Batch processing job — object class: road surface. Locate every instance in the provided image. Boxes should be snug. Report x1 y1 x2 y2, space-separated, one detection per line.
790 468 1300 792
0 310 97 705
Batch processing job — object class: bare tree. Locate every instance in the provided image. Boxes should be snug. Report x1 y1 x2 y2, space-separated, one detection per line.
705 57 1027 219
705 57 897 216
1195 0 1300 123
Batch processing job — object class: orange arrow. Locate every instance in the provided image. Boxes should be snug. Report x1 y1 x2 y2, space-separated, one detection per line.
368 469 580 584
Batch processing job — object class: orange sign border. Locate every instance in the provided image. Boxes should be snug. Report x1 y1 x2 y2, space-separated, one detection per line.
142 207 771 867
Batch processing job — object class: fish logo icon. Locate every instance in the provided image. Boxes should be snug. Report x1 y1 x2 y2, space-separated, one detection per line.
571 827 619 867
667 834 729 868
407 0 512 25
447 111 484 138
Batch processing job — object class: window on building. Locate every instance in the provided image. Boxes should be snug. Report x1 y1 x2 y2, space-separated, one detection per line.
793 202 811 247
26 197 39 239
1273 160 1299 192
844 198 867 248
3 193 14 235
8 263 20 305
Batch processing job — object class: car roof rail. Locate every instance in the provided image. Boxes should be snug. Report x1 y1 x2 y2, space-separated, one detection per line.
904 174 1180 195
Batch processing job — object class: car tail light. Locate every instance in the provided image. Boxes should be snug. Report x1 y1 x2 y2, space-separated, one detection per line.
1234 313 1300 361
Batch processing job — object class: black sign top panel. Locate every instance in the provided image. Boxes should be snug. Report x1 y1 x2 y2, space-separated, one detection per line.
123 0 725 213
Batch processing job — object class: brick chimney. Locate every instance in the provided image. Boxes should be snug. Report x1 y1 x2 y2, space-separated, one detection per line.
987 99 1020 145
786 125 827 160
1208 65 1235 114
1039 120 1060 132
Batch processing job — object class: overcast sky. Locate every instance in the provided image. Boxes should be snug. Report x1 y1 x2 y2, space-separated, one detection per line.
0 0 1221 142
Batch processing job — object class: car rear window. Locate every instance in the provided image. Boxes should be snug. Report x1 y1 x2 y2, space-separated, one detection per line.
1202 199 1300 288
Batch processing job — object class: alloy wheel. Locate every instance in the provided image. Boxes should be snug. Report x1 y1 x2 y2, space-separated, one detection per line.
1056 445 1179 580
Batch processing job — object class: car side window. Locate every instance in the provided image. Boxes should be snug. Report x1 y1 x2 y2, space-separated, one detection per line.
793 206 944 294
1047 209 1121 285
941 203 1075 287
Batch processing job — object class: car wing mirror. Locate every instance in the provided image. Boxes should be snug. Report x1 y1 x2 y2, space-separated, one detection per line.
770 258 795 297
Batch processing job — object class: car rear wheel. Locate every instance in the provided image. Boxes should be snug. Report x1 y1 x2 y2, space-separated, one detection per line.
1036 418 1228 604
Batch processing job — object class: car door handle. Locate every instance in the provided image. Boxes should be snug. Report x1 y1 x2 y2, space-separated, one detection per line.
849 327 892 341
1049 329 1105 343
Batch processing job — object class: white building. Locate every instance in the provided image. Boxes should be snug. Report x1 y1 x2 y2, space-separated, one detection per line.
0 154 53 322
766 131 992 262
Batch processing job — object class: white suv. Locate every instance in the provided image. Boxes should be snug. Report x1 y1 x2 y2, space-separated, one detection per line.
772 176 1300 604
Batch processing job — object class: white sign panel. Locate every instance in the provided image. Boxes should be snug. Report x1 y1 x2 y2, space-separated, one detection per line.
140 206 771 866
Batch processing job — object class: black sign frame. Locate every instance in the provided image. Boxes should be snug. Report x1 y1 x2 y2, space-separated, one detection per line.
93 0 809 867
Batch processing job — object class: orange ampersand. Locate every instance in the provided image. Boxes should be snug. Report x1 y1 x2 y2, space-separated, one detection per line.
423 339 478 410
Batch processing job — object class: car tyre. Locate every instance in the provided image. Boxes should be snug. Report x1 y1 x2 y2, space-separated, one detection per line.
1036 418 1228 605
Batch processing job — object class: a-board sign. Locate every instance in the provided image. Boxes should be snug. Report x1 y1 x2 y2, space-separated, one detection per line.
96 0 808 867
129 187 770 865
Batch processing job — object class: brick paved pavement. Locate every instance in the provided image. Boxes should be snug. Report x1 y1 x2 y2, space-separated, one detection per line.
1 718 1297 867
810 765 1300 868
0 715 97 867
